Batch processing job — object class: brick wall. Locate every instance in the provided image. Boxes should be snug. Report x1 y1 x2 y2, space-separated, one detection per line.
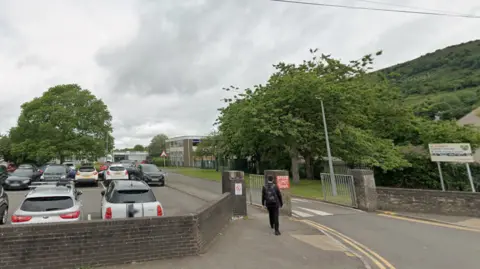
0 193 234 269
377 187 480 217
196 193 233 253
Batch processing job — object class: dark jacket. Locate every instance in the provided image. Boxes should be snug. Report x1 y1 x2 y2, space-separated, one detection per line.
261 182 283 208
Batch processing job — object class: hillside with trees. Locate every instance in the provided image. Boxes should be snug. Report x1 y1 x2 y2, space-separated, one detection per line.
379 39 480 120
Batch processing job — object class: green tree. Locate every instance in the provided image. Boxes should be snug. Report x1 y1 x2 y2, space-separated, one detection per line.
148 134 168 157
133 144 145 151
0 135 13 161
9 84 113 164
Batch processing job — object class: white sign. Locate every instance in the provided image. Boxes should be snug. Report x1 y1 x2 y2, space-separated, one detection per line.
234 183 242 195
428 143 474 163
160 150 167 157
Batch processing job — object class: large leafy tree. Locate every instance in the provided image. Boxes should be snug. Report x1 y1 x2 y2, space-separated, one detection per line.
0 135 13 162
9 84 113 163
133 144 146 151
148 134 168 157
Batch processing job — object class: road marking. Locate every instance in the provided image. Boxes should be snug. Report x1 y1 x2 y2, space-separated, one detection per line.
298 207 333 216
100 182 106 190
378 213 480 233
87 214 91 221
301 219 396 269
292 210 314 218
292 198 312 203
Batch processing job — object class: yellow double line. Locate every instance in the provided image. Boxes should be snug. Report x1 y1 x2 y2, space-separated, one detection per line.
300 219 396 269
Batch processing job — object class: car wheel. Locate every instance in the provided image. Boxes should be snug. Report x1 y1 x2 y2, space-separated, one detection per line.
0 207 8 225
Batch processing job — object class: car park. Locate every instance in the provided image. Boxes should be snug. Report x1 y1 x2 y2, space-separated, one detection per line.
74 165 98 186
3 167 42 190
137 164 166 186
10 181 83 225
0 184 8 225
100 180 164 219
40 164 70 181
104 164 129 186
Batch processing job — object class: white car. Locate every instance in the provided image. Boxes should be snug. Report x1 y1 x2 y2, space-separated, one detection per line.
100 180 164 219
104 164 128 186
11 181 83 225
62 162 75 171
74 165 98 186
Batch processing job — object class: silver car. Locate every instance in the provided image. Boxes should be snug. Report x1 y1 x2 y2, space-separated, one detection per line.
10 181 83 225
101 180 164 219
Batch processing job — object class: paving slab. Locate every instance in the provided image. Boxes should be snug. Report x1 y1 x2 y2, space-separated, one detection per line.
100 206 366 269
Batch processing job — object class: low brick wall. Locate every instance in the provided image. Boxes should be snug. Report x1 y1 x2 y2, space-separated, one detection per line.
0 192 233 269
377 187 480 217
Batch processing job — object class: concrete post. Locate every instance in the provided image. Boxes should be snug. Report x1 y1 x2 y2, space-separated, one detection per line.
350 169 377 212
264 170 292 216
222 170 247 216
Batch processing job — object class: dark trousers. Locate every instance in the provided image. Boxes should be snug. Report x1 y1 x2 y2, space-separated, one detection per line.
267 206 279 231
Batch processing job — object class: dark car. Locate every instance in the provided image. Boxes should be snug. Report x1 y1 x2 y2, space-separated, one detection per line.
137 164 165 186
40 164 70 182
0 164 8 185
4 168 42 190
0 184 8 224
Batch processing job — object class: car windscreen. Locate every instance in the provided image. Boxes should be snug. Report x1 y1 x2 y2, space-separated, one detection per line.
110 189 156 203
18 164 33 169
141 165 160 172
110 166 125 171
79 167 95 172
20 196 74 212
44 166 66 174
11 169 33 177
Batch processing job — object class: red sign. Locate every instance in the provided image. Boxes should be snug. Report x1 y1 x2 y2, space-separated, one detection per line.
160 150 167 157
276 175 290 189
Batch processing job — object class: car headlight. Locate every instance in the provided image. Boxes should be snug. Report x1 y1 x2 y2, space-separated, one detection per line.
40 175 44 180
22 179 30 183
61 175 66 179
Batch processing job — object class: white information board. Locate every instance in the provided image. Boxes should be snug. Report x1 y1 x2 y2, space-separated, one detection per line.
428 143 474 163
234 183 242 195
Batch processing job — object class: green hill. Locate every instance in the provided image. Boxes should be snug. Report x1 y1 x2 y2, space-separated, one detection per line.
378 40 480 120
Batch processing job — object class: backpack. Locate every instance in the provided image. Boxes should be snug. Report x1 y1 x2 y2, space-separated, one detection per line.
265 185 278 206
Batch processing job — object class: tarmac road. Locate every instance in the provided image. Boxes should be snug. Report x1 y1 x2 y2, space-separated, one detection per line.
4 181 206 224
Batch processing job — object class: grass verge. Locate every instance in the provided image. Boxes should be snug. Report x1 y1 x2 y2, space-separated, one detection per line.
167 167 222 181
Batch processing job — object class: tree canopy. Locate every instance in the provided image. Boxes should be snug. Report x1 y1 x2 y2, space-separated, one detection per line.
9 84 113 163
148 134 169 157
214 49 480 190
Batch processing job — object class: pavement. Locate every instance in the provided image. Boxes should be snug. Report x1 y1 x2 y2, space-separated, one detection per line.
100 205 367 269
165 171 480 269
4 180 206 224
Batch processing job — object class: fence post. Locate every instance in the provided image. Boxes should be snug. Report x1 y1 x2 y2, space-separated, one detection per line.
350 169 377 212
222 170 247 216
264 170 292 216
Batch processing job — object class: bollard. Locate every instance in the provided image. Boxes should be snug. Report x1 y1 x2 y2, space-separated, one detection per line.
264 170 292 216
222 170 247 216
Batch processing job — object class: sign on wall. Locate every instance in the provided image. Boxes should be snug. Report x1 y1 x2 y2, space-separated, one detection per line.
235 183 242 195
428 143 474 163
276 175 290 189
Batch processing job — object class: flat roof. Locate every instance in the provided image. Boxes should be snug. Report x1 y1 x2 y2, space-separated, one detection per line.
166 135 206 142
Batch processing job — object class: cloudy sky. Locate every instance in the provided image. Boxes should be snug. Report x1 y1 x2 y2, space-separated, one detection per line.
0 0 479 148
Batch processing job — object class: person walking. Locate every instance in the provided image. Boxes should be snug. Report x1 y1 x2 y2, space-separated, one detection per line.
262 175 283 236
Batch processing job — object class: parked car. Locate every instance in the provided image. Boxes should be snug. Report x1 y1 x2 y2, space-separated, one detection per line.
0 164 8 185
10 181 83 225
3 167 42 190
74 165 98 186
38 165 49 174
0 184 8 225
136 164 166 186
98 162 111 180
40 164 70 182
62 162 75 171
7 163 16 173
104 164 129 186
100 180 164 219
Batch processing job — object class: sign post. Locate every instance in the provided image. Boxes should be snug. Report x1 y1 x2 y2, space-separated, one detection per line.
160 150 167 167
428 143 475 192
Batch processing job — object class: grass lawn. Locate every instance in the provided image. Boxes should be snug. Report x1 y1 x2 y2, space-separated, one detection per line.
167 167 222 182
168 167 353 206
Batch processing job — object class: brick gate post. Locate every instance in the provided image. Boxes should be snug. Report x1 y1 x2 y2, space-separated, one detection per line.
350 169 377 212
222 170 247 216
264 170 292 216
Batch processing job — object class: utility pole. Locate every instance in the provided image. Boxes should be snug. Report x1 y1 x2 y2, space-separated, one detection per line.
321 100 337 196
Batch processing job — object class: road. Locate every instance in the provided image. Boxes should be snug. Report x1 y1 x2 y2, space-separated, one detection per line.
4 181 206 224
166 171 480 269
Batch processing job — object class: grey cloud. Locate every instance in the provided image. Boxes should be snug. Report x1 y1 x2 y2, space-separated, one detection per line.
16 55 51 70
95 0 335 96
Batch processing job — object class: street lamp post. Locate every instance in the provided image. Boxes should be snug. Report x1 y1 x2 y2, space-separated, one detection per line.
320 99 338 196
